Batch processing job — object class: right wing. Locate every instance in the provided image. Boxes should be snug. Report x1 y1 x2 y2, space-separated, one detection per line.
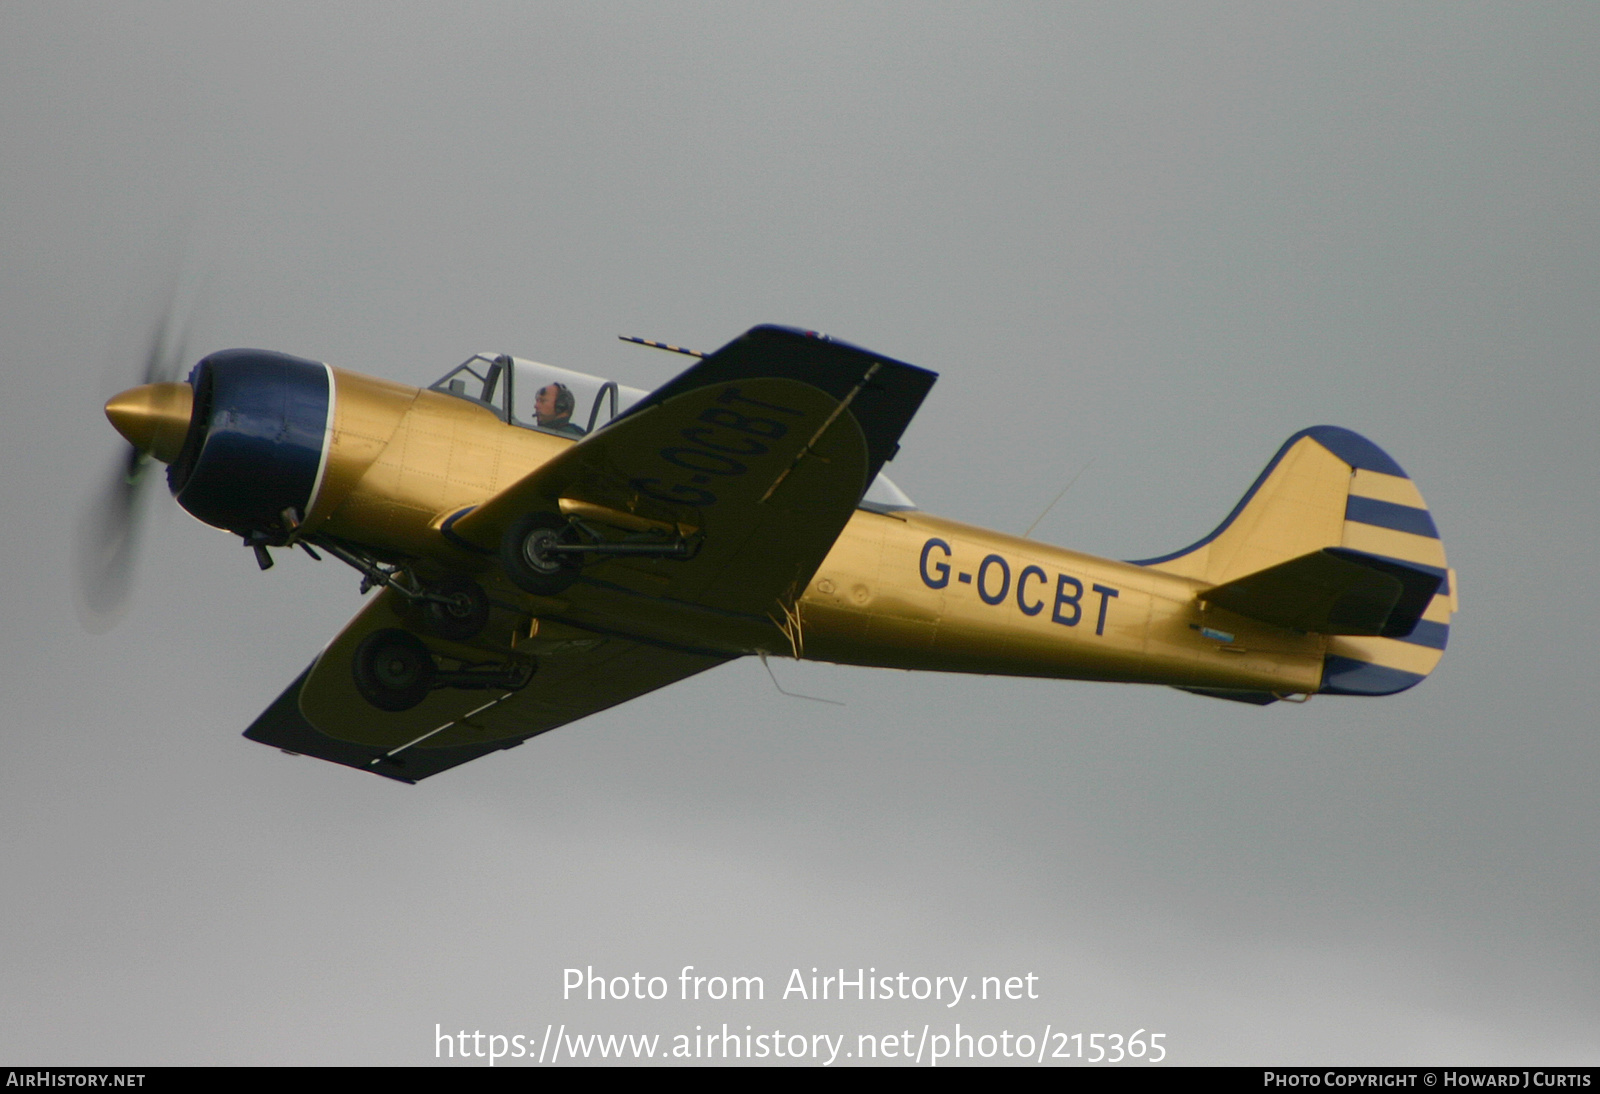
244 588 726 783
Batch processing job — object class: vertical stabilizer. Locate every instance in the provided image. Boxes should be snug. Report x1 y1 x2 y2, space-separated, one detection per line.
1134 426 1456 696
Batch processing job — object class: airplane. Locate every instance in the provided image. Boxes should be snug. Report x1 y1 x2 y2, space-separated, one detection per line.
91 324 1456 783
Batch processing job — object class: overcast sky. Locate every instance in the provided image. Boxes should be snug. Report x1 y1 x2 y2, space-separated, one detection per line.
3 2 1597 1066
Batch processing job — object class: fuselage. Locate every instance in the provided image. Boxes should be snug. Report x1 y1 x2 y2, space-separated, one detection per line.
309 368 1324 697
111 360 1326 699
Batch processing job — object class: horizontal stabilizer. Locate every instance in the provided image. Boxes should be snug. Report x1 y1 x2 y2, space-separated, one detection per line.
1202 547 1443 638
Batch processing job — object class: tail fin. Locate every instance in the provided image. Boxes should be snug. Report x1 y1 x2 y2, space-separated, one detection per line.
1134 426 1456 696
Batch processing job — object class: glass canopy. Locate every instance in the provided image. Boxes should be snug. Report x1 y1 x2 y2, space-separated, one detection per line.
430 353 916 509
430 354 648 438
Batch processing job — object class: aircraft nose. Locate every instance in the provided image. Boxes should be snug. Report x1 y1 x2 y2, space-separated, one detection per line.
105 382 193 464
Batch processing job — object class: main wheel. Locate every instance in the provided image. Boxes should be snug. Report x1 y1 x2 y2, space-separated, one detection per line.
351 628 436 712
421 577 491 641
501 512 580 595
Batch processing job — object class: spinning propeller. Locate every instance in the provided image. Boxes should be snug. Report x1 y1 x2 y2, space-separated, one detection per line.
75 306 196 630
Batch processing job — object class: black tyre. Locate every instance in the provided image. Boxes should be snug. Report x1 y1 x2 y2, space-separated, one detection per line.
351 628 436 712
421 577 491 642
501 512 580 595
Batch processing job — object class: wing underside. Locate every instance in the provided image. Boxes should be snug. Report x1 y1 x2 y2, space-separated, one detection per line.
246 590 726 782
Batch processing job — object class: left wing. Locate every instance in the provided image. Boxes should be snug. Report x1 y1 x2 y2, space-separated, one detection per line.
446 324 937 623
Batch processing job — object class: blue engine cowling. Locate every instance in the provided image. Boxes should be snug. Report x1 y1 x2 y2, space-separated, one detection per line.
167 349 333 539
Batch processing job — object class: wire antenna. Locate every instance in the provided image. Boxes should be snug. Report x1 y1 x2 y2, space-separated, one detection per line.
1023 459 1094 539
758 652 845 706
619 335 703 358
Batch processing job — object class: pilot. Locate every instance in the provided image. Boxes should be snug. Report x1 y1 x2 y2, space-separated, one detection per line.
534 382 585 437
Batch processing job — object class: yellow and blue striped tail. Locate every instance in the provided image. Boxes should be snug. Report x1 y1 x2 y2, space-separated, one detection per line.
1135 426 1456 696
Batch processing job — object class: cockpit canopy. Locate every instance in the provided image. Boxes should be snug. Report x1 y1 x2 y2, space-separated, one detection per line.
430 354 648 438
430 352 917 511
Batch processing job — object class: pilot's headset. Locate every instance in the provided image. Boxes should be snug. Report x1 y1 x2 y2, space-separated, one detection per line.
549 382 576 418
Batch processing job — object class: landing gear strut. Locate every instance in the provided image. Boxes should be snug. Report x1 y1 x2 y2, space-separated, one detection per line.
419 576 491 641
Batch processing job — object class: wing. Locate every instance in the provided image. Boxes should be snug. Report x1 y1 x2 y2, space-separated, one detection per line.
445 324 937 630
245 588 727 782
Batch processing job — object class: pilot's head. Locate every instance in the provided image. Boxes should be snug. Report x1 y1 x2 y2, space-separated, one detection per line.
535 382 575 425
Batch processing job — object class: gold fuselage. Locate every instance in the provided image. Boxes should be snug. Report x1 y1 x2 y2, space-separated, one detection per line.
296 368 1324 696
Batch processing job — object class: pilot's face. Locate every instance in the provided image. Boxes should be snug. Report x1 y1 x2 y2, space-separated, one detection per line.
535 385 561 422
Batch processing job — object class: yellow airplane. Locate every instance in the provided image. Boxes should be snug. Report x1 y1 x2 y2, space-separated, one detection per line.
94 325 1455 782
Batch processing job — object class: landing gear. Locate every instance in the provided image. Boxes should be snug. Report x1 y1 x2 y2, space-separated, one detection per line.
352 628 436 711
350 627 536 713
500 511 700 596
420 576 490 641
501 513 581 596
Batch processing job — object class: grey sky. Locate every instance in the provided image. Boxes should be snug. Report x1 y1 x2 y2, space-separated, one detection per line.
2 3 1597 1065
